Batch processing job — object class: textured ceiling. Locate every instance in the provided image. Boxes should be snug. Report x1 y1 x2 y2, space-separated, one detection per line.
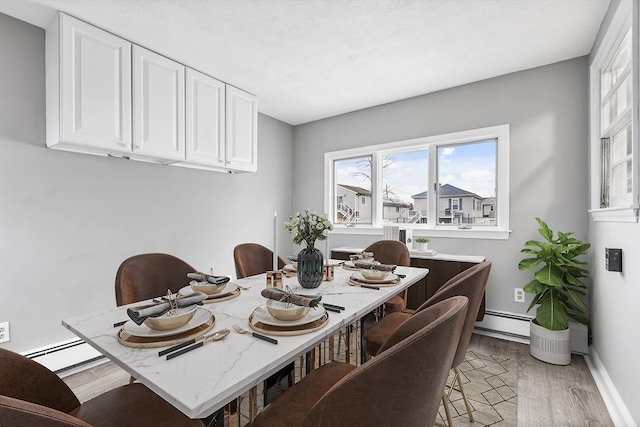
0 0 610 125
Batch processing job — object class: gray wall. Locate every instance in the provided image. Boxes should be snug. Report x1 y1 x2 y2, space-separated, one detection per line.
588 1 640 424
293 56 590 318
0 13 294 352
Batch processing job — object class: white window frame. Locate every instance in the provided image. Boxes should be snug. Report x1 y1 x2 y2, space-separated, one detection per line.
589 0 639 222
324 124 510 239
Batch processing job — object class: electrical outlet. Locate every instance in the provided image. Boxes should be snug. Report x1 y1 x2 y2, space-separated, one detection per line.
514 288 525 303
0 322 9 343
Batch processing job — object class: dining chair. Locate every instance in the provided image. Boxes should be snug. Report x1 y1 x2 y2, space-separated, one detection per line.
115 252 196 306
0 347 203 426
363 240 411 314
233 243 292 405
233 243 286 279
249 296 469 427
362 261 492 426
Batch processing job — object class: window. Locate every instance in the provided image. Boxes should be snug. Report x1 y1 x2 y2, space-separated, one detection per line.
324 125 510 239
589 1 638 222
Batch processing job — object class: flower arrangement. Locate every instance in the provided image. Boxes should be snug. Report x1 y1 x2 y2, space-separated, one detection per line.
284 209 333 246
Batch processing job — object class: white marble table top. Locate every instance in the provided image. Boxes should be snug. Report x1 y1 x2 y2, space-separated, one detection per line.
62 263 428 419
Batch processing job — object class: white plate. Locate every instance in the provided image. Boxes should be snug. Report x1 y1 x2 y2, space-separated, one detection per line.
179 282 239 298
122 307 212 338
252 305 326 327
351 272 399 284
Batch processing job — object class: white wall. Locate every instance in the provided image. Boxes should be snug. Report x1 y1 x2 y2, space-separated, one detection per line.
588 1 640 425
293 56 590 318
0 13 294 353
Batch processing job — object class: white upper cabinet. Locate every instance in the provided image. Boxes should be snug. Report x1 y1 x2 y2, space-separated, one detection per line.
185 68 226 165
132 46 185 161
47 13 132 153
226 86 258 172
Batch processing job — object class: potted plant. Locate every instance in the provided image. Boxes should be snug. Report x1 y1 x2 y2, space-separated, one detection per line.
413 236 430 251
518 217 590 365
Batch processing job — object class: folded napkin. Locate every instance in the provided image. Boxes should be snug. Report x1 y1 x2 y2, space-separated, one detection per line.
187 272 230 286
353 261 396 272
127 292 208 325
261 288 322 308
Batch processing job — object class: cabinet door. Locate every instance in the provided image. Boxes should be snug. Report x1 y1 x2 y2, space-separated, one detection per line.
225 86 257 172
133 46 185 160
186 69 226 165
59 14 131 151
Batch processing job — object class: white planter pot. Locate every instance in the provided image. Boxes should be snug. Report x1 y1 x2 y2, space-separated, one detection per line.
414 242 428 251
529 320 571 365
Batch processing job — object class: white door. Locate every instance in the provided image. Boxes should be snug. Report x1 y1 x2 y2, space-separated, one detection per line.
59 14 131 151
133 46 185 160
225 86 257 172
185 68 225 165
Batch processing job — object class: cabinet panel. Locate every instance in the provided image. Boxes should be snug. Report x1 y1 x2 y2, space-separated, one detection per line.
186 69 226 165
133 46 185 160
58 13 131 151
226 86 257 172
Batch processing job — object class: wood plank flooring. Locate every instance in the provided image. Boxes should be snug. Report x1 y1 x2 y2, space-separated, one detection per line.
62 334 614 426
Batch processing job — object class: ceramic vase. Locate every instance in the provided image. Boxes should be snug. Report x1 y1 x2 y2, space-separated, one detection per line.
297 244 324 288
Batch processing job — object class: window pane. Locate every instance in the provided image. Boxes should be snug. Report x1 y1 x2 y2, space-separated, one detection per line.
601 28 631 98
334 156 372 224
381 149 428 224
437 140 496 225
609 124 633 206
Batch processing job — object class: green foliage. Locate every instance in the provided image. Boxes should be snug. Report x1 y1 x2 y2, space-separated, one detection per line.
414 236 430 243
284 209 333 246
518 217 590 330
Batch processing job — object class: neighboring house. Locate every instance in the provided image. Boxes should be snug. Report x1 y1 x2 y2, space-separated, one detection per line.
411 183 490 225
482 197 496 222
382 200 412 223
335 184 372 223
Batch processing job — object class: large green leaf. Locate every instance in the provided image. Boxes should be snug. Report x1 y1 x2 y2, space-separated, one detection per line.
536 217 553 242
535 265 562 287
523 279 546 294
567 289 587 311
536 291 568 330
518 257 543 271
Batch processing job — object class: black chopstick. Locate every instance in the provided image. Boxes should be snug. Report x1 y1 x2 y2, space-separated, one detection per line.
396 274 406 279
158 339 196 356
360 284 380 290
322 303 345 311
322 305 341 313
251 332 278 345
113 320 127 327
166 341 204 360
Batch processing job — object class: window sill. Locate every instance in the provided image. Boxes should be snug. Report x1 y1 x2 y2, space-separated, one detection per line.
589 207 639 223
331 225 511 240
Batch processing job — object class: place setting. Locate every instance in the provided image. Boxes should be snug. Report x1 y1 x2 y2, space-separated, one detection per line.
177 271 242 303
116 290 215 348
347 266 402 289
248 287 337 336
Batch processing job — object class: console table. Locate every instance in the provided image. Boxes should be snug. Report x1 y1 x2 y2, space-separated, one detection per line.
331 247 486 317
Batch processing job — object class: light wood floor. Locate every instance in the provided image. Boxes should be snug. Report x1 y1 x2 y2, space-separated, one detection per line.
62 334 614 426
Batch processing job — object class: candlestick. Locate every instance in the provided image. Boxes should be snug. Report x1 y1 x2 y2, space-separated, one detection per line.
273 212 278 271
325 232 329 265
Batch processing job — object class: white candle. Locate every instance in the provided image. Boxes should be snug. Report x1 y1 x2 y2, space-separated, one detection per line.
273 212 278 271
325 232 329 265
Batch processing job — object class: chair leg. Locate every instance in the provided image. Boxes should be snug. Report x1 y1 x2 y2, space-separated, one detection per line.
128 375 135 384
454 367 474 422
441 393 454 427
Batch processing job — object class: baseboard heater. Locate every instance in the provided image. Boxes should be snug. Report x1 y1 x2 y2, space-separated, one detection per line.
23 338 105 376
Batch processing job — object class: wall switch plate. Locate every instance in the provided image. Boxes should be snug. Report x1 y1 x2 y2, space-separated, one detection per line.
605 248 622 272
514 288 525 303
0 322 9 343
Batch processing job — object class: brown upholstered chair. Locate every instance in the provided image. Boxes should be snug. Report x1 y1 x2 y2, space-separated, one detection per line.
363 261 492 425
0 347 203 426
363 240 411 314
250 296 469 427
233 243 286 279
115 253 196 306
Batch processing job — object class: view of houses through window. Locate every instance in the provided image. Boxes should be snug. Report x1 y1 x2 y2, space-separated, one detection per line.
332 138 497 226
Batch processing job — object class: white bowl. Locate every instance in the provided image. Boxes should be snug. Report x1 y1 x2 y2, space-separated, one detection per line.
190 280 227 295
266 299 310 321
144 306 197 331
360 269 390 281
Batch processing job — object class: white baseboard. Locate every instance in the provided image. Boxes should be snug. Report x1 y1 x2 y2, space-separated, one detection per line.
22 338 104 376
585 349 638 427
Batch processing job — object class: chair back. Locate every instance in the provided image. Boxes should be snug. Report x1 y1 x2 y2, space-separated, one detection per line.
0 347 80 414
115 253 195 305
416 261 492 368
0 395 90 427
363 240 410 266
303 296 469 427
233 243 285 279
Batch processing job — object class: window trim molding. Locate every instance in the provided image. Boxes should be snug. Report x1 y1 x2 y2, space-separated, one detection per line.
589 0 639 222
324 124 511 239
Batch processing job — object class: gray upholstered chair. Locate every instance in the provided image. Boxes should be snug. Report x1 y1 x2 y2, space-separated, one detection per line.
363 240 411 314
249 296 469 427
0 347 203 426
363 261 492 425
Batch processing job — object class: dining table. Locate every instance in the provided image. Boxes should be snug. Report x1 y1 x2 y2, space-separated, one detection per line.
61 262 428 421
